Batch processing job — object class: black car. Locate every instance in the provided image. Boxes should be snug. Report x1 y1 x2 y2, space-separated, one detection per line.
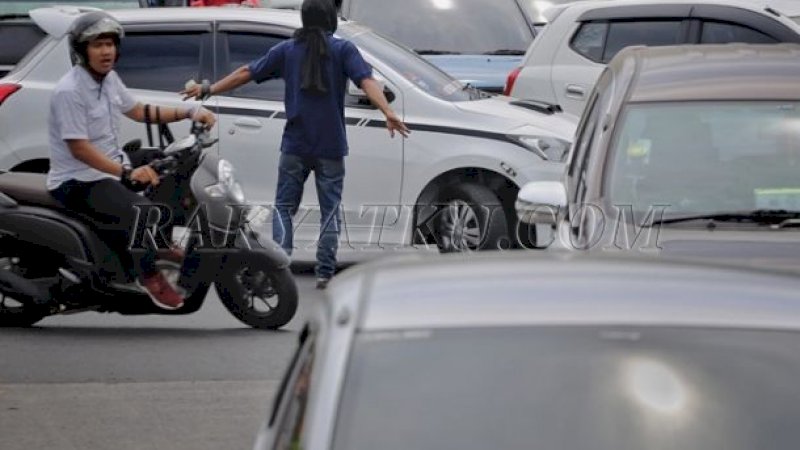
516 43 800 269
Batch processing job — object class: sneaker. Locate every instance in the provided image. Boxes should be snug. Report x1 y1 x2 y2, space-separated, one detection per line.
157 245 185 264
137 272 185 310
315 277 331 290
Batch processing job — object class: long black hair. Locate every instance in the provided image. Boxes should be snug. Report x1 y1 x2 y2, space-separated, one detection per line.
293 0 338 95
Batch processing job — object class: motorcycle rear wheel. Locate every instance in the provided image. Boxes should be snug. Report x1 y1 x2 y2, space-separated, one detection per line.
215 266 298 330
0 256 49 327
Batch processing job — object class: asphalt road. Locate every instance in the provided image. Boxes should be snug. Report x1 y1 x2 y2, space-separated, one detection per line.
0 267 324 450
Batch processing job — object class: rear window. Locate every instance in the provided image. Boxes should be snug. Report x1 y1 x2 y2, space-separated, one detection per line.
116 31 213 92
334 326 800 450
0 22 45 66
570 20 682 64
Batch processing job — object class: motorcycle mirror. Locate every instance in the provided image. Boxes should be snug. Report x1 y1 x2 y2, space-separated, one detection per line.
122 139 142 154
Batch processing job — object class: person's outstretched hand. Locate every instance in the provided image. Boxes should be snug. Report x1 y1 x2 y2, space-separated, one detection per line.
180 80 210 101
385 111 409 138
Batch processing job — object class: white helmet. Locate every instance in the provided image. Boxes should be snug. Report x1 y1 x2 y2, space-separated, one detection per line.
68 11 124 66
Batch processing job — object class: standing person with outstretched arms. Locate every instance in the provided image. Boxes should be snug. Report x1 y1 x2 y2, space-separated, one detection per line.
182 0 408 289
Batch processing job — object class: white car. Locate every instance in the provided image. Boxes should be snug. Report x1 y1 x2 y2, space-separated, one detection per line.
505 0 800 116
0 6 577 257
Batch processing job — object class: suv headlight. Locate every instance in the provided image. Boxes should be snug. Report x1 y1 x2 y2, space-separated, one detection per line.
508 135 571 162
205 159 246 203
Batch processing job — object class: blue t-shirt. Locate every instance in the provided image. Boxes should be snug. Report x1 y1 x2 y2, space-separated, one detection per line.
248 35 372 158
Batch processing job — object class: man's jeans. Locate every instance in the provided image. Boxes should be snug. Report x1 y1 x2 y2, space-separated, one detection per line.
272 153 344 279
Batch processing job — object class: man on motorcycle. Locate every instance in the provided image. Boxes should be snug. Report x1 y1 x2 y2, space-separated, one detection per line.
182 0 408 289
47 11 216 310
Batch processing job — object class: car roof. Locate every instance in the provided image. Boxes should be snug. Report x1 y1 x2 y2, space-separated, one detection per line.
546 0 797 24
324 251 800 332
610 43 800 102
30 5 303 38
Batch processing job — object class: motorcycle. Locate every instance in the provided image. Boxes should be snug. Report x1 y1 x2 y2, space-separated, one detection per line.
0 118 298 329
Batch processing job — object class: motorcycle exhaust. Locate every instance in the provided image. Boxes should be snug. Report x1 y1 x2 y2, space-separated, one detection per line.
0 270 51 306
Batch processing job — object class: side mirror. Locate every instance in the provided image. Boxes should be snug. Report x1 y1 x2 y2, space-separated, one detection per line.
515 181 566 225
122 139 142 154
347 78 396 105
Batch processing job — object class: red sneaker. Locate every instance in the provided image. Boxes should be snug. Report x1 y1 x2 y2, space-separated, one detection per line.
157 246 185 264
137 272 185 310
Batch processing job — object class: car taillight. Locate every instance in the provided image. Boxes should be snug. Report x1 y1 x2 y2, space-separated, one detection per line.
0 84 21 106
503 67 522 97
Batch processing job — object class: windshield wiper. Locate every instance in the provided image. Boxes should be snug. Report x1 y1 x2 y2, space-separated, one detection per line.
414 49 462 55
483 49 526 55
655 209 800 226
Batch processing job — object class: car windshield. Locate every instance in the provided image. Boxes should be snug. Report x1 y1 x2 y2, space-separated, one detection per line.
521 0 578 24
607 101 800 217
345 0 533 55
338 23 474 102
0 1 139 15
333 326 800 450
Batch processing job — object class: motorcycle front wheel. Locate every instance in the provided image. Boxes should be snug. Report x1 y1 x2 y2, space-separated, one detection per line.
215 265 298 330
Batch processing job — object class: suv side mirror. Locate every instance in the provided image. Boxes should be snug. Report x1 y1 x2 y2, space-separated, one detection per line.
516 181 566 225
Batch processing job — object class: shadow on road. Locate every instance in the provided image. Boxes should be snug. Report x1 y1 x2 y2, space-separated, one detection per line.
0 326 293 338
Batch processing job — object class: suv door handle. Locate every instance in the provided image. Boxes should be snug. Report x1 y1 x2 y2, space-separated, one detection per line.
233 118 263 129
565 84 586 99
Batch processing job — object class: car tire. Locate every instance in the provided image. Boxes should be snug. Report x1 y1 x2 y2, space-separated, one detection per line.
215 266 298 330
434 183 509 252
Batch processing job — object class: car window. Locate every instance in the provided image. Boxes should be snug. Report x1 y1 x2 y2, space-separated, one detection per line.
602 21 682 63
700 21 777 44
334 326 800 450
271 330 315 450
607 101 800 216
568 91 601 204
345 0 533 55
0 22 45 66
570 22 608 63
338 23 474 102
220 31 286 101
116 31 212 92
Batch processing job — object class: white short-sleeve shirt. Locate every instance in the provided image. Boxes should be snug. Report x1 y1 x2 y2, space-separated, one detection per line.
46 66 137 190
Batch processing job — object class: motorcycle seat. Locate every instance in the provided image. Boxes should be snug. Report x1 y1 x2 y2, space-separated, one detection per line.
0 172 63 209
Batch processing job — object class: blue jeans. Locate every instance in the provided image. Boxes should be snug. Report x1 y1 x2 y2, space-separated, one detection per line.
272 153 344 279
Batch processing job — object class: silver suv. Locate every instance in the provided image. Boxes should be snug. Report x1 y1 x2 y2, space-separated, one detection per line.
0 6 577 257
506 0 800 116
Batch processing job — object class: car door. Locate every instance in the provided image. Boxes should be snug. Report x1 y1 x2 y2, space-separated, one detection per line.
213 22 289 209
335 67 403 247
214 23 404 248
550 18 685 117
115 22 215 149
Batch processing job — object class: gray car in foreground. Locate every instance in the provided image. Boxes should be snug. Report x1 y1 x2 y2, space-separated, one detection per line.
254 251 800 450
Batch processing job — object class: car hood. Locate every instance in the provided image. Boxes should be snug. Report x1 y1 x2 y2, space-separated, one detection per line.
424 55 522 92
453 96 578 140
635 226 800 271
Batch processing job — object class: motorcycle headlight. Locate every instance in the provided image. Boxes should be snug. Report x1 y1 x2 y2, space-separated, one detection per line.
509 135 571 162
205 159 246 203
